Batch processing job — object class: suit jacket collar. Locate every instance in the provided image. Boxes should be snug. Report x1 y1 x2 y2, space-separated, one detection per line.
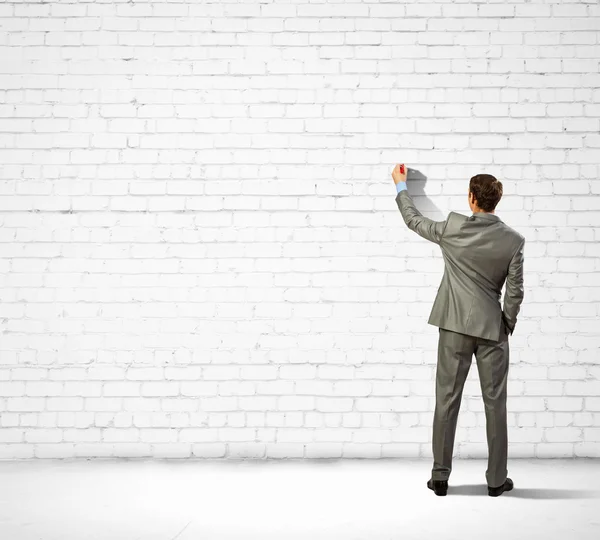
471 212 501 222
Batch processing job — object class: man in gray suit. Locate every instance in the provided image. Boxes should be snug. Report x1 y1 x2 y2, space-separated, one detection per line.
391 164 525 497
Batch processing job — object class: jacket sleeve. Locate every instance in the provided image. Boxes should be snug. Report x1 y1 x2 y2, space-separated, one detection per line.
395 189 448 245
502 238 525 335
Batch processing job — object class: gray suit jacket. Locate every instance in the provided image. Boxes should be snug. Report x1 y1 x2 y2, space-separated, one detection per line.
396 189 525 341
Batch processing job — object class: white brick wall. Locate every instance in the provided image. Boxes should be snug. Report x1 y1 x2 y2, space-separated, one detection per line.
1 0 599 460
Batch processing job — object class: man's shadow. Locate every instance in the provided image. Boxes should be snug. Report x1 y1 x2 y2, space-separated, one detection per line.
450 484 599 499
404 168 447 221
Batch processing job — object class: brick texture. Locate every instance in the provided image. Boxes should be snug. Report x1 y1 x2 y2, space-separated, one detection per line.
0 0 599 459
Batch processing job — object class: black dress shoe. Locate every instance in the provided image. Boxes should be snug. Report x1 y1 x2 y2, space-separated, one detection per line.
488 477 514 497
427 478 448 496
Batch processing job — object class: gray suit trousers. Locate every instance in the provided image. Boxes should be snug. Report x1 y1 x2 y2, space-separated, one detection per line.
432 323 510 488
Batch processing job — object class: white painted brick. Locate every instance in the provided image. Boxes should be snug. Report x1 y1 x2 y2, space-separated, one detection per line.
191 443 226 458
239 396 277 411
24 382 61 397
547 398 584 412
565 382 600 396
0 428 24 443
102 428 139 443
33 443 76 458
227 443 266 458
110 443 152 458
63 428 102 443
140 428 178 443
6 398 45 412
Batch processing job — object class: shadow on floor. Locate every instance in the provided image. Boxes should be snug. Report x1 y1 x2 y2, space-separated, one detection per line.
450 484 600 499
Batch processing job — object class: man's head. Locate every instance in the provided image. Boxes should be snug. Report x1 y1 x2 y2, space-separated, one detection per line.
468 174 503 213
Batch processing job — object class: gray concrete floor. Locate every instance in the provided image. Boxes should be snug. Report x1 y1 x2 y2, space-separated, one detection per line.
0 458 599 540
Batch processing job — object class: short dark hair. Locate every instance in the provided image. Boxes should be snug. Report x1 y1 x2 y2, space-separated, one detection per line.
469 174 503 212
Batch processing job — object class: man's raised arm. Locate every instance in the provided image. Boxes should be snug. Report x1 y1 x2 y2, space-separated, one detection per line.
392 164 448 245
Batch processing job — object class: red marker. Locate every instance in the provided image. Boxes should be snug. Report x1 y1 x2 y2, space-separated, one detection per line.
400 164 405 174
